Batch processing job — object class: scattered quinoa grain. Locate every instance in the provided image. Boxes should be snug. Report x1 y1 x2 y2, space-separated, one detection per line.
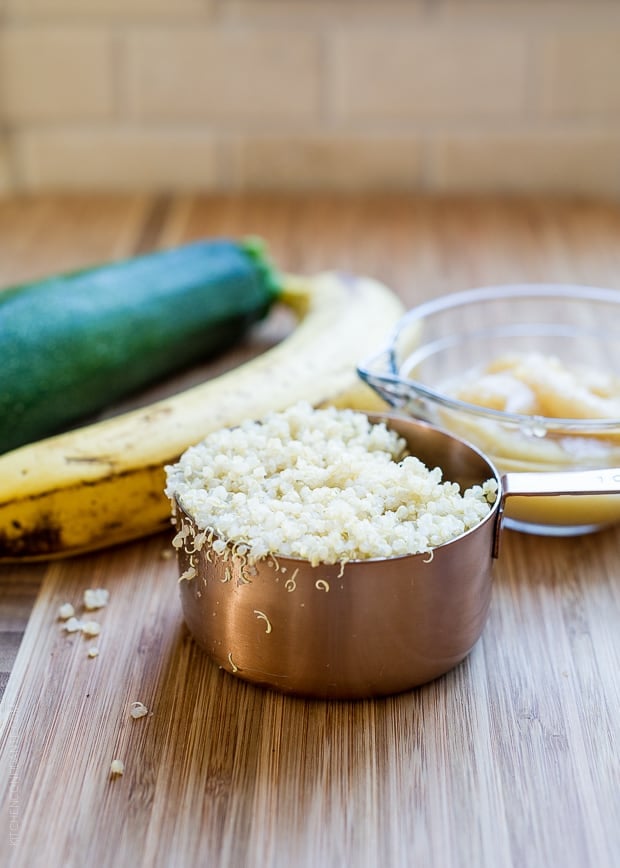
83 588 109 610
63 616 83 633
110 759 124 777
129 701 149 719
58 603 75 620
87 647 99 658
81 620 101 638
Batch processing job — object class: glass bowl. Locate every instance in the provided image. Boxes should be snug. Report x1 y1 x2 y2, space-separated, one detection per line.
358 284 620 536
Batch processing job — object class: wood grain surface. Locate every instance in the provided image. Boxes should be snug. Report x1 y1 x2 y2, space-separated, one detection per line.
1 194 620 868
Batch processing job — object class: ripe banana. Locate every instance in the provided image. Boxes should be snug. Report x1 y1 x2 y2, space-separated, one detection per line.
0 271 404 561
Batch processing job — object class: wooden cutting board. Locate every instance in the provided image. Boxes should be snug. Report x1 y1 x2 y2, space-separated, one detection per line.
1 194 620 868
2 529 620 868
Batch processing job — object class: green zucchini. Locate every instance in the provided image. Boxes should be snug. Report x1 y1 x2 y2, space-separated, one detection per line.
0 237 282 454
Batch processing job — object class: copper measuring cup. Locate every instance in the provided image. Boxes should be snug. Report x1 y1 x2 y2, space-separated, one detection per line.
173 415 620 700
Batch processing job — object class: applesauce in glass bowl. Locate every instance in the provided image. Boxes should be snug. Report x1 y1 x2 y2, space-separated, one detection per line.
358 284 620 536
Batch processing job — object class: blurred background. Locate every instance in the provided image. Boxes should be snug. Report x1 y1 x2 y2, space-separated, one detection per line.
1 0 619 197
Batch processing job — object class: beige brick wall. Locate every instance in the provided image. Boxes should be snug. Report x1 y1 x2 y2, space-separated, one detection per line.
1 0 619 194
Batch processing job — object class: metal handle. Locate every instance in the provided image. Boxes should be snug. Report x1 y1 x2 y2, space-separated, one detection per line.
493 467 620 556
502 467 620 498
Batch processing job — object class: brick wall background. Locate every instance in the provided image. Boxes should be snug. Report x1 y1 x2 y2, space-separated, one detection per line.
1 0 620 195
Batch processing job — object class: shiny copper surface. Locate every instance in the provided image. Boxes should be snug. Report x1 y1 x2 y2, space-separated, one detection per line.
174 416 501 699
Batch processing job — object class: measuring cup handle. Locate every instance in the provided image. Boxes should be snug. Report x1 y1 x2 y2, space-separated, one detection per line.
501 467 620 499
492 467 620 557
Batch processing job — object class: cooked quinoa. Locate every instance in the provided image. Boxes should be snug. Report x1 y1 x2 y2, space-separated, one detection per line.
164 402 497 566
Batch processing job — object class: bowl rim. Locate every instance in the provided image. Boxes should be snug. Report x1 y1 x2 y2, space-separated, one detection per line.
370 283 620 431
391 282 620 321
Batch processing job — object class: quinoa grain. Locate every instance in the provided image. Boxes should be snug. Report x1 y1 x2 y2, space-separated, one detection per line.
165 403 497 566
